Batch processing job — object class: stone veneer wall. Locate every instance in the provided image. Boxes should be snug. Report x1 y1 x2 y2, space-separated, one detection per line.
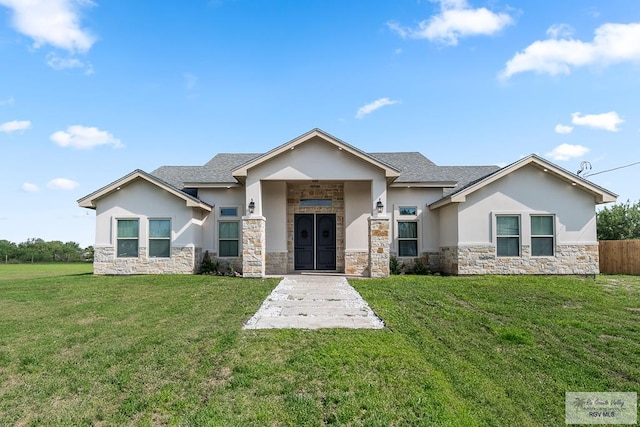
242 216 266 278
368 216 390 277
393 251 441 273
93 246 197 274
439 246 459 274
266 252 288 275
286 183 345 273
345 251 369 276
440 244 599 275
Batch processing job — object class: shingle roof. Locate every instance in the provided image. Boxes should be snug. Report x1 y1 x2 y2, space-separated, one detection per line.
150 151 499 191
439 166 502 195
152 154 261 188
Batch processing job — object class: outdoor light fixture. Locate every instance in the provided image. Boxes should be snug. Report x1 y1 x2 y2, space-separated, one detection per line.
376 199 384 214
248 199 255 214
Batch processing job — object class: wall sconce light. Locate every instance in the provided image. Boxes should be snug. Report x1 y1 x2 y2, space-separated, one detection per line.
376 199 384 214
248 199 255 214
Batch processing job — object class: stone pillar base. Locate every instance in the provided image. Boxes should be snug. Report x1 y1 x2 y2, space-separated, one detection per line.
242 216 266 278
368 215 390 278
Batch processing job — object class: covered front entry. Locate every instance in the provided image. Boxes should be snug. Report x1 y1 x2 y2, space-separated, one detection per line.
294 213 336 270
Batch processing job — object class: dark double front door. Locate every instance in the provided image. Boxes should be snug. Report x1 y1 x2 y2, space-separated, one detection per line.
294 214 336 270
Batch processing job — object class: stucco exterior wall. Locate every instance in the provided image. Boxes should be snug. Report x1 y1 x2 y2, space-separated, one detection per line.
244 137 389 216
388 187 442 255
458 165 597 245
344 181 371 251
438 203 459 248
261 181 287 252
93 179 202 274
437 165 600 275
197 187 245 254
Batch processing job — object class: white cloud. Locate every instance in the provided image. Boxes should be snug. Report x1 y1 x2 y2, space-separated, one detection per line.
0 120 31 133
546 24 574 39
355 98 399 119
388 0 513 46
0 96 15 106
47 178 79 191
546 143 590 161
21 182 39 192
0 0 96 53
50 125 123 149
46 52 93 74
554 124 574 134
501 22 640 79
571 111 623 132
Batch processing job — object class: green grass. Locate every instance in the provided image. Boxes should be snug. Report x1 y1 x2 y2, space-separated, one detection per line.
0 265 638 426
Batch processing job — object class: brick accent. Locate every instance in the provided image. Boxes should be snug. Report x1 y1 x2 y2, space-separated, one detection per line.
93 246 197 274
440 244 600 275
266 252 288 275
368 216 390 277
286 183 344 272
345 250 369 276
242 216 266 277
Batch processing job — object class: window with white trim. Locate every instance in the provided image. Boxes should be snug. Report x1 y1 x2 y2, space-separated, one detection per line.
149 219 171 257
496 215 520 257
531 215 555 256
219 207 239 257
397 205 418 257
117 219 139 257
398 221 418 256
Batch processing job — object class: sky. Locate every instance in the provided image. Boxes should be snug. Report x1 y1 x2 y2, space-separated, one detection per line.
1 0 639 248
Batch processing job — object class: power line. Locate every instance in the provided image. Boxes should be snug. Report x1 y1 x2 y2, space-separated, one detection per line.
584 161 640 177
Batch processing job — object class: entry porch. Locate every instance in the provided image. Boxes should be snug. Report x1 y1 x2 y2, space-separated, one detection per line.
241 181 390 278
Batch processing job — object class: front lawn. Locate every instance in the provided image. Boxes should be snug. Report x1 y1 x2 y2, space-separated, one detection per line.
0 265 638 426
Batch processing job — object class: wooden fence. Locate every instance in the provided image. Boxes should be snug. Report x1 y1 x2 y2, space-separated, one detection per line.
599 240 640 275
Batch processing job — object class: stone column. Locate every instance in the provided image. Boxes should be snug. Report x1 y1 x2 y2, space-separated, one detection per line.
368 215 390 278
242 215 266 278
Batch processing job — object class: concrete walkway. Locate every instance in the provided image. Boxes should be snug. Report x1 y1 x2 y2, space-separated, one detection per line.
243 275 385 330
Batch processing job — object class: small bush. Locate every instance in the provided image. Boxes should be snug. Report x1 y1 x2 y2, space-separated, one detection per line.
413 258 429 275
199 251 218 275
390 256 402 275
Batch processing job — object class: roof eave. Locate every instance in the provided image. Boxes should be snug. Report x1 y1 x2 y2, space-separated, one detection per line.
77 170 213 212
390 181 457 188
232 128 401 179
428 154 618 209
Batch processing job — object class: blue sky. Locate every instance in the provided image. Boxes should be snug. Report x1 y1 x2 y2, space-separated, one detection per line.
1 0 639 248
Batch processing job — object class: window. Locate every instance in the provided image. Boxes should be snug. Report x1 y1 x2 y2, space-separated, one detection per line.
399 206 417 216
220 207 238 217
219 222 239 257
398 221 418 257
496 215 520 256
149 219 171 257
300 199 332 207
117 219 139 257
531 215 554 256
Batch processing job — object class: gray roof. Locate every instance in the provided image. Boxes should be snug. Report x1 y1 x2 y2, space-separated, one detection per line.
152 153 261 188
151 151 499 192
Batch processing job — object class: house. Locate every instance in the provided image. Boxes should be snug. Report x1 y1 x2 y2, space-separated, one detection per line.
77 128 617 277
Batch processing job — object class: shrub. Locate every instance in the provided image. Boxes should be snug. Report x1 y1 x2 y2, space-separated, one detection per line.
199 251 218 275
413 258 429 275
389 256 402 275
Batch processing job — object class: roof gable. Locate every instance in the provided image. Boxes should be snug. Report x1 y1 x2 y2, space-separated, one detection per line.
231 128 401 182
429 154 617 209
77 169 212 211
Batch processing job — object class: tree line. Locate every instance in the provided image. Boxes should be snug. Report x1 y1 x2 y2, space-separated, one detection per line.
0 238 93 263
597 200 640 241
